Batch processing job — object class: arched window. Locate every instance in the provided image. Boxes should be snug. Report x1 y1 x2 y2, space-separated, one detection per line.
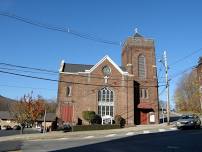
138 54 146 78
98 87 114 117
66 86 72 97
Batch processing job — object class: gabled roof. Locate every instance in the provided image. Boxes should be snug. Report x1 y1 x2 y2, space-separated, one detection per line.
60 55 128 74
87 55 128 75
63 63 93 73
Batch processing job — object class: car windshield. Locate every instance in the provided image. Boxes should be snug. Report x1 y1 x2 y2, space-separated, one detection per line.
181 115 193 119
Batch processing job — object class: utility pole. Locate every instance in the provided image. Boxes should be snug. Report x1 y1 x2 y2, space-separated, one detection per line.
164 51 170 125
43 108 47 133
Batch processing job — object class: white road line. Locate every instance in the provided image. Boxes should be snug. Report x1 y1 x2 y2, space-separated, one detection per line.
158 129 166 132
167 146 179 149
105 134 117 137
84 136 94 139
56 138 69 140
143 130 150 134
126 132 135 136
29 139 41 142
170 127 177 130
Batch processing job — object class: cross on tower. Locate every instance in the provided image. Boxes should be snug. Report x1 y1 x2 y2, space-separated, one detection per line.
135 28 138 33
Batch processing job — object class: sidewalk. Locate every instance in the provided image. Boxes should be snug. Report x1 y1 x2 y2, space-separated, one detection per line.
0 123 176 142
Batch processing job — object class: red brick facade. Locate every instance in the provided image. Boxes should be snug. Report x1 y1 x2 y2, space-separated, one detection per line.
57 32 159 125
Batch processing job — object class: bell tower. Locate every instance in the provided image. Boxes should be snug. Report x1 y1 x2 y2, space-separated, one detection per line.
121 30 157 80
122 30 159 125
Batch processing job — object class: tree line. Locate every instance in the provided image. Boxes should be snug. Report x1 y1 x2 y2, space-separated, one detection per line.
174 70 201 113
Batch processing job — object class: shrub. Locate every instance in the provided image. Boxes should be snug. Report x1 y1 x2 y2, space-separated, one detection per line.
82 111 96 124
91 114 102 124
115 115 126 128
63 124 72 132
72 124 120 132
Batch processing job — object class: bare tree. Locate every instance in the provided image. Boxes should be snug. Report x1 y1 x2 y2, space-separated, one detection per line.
174 71 200 113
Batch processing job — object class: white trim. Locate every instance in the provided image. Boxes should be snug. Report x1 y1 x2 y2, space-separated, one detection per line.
89 55 129 76
60 71 79 75
59 55 129 76
59 60 65 72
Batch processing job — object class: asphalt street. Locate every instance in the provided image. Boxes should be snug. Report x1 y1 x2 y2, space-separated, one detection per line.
52 129 202 152
1 128 202 152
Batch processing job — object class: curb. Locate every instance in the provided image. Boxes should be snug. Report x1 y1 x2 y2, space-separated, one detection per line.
0 124 176 142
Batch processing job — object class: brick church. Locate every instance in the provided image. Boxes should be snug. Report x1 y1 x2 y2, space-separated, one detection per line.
57 31 159 125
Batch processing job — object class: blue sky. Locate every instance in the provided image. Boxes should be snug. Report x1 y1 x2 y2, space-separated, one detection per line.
0 0 202 106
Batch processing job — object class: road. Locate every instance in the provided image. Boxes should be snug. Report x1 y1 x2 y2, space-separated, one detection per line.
1 128 202 152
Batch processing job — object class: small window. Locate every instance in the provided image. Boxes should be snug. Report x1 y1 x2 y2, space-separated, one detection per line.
140 88 149 99
98 106 101 115
66 86 72 97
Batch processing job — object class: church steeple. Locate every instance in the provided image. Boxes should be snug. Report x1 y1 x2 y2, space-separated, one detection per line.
121 31 156 79
133 28 143 38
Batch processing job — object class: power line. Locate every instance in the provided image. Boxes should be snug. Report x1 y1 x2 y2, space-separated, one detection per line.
0 61 161 83
0 11 120 46
0 62 58 74
0 70 165 88
170 48 202 66
159 87 166 97
0 67 58 76
170 65 196 80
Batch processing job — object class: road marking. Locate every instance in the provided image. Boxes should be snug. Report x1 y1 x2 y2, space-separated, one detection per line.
105 134 116 137
126 132 134 136
143 130 150 134
56 138 69 140
158 129 166 132
29 137 69 142
84 136 94 139
170 127 177 130
29 139 41 142
167 146 179 149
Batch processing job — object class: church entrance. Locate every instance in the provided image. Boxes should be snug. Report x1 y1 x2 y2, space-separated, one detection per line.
139 109 154 124
60 103 73 123
140 110 148 124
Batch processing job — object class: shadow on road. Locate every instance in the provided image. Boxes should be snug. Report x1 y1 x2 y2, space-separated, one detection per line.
52 129 202 152
0 140 22 151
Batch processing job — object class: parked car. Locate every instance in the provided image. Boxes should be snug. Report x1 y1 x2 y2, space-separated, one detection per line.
176 114 201 129
13 125 21 130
